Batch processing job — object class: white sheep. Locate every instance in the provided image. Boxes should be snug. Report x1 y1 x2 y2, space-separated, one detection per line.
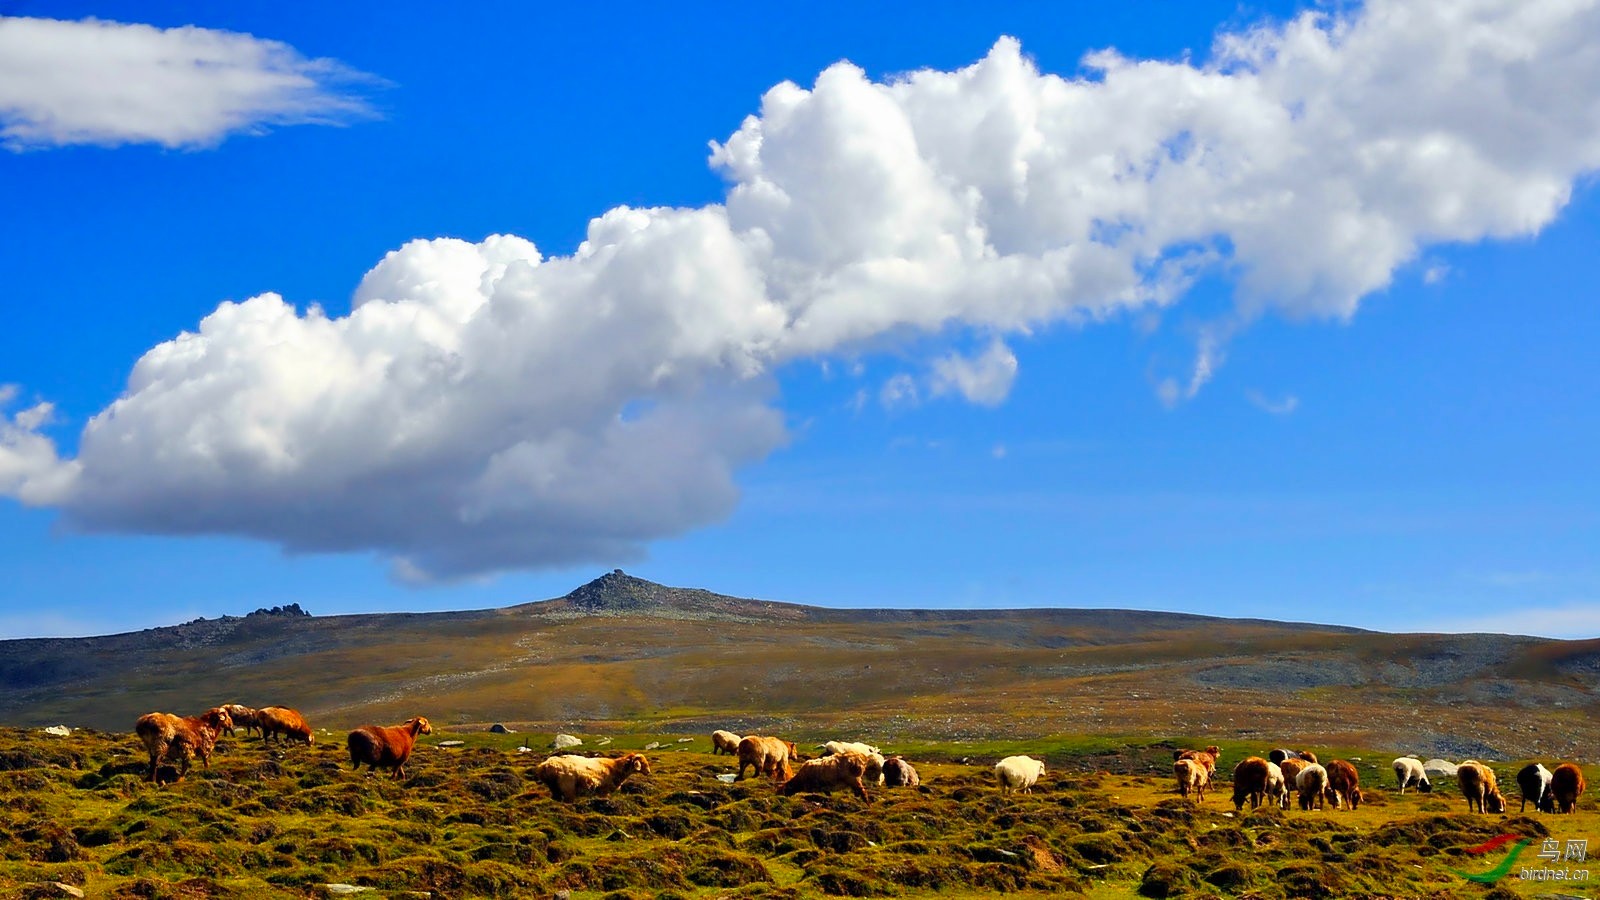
711 730 742 755
1392 757 1431 794
995 755 1046 795
1266 761 1289 809
824 740 882 757
1296 763 1330 810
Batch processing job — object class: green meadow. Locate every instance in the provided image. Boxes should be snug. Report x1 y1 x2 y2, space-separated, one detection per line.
3 726 1596 899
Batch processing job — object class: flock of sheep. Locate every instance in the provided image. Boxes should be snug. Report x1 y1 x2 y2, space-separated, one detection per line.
130 705 1589 816
1173 746 1589 816
133 704 433 783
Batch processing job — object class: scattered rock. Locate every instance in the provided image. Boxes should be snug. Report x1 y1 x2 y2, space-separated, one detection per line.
37 884 84 898
644 741 662 750
323 885 373 895
516 747 533 753
488 723 514 734
1423 759 1459 777
554 891 572 900
676 737 693 743
716 774 737 783
553 733 583 750
605 829 631 841
437 740 465 748
42 726 72 737
595 737 613 746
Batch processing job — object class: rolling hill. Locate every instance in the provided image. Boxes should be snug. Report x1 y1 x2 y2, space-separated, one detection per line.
4 570 1597 759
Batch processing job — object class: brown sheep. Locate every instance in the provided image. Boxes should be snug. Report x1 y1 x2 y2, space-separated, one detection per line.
1174 757 1208 803
1551 763 1586 814
711 729 742 756
781 752 871 801
882 756 920 788
135 707 232 782
1326 759 1362 810
347 716 433 779
219 704 259 738
736 735 799 782
1278 758 1309 808
1175 745 1221 775
1231 756 1272 810
257 706 314 746
1297 750 1319 765
535 753 652 801
1457 761 1507 813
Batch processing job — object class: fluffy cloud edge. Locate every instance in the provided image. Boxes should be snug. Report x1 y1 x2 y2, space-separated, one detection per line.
0 16 382 150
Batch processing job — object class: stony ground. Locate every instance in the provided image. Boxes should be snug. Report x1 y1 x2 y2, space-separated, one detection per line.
3 727 1597 899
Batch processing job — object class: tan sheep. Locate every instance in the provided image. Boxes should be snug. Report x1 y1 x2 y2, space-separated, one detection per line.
781 752 871 801
135 707 232 782
1457 761 1506 813
535 753 652 802
1174 757 1208 802
711 730 742 756
736 736 798 782
882 756 920 788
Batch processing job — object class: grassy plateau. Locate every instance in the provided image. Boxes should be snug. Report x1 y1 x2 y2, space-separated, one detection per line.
3 726 1596 900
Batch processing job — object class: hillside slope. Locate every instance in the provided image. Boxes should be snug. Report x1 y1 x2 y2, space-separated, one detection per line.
3 571 1597 759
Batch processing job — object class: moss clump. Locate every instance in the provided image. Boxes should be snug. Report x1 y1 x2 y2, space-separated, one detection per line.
1067 832 1126 865
1203 860 1253 889
1138 861 1200 897
684 848 772 887
808 867 896 896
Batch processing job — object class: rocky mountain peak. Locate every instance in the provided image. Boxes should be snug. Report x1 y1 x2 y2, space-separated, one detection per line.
562 570 672 612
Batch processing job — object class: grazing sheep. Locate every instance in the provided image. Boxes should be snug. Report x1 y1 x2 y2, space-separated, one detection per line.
135 708 233 782
1297 764 1330 811
535 753 652 802
882 756 920 788
1174 757 1208 803
995 756 1046 795
1393 757 1432 794
1457 761 1506 813
860 751 886 786
347 716 433 779
736 736 799 782
1268 748 1314 765
1297 750 1319 764
1230 757 1272 810
781 752 871 801
1278 758 1310 808
1327 759 1362 810
1174 745 1221 775
1266 761 1290 809
711 730 742 756
256 706 314 746
219 704 259 738
1551 763 1586 814
823 740 882 757
1517 763 1554 813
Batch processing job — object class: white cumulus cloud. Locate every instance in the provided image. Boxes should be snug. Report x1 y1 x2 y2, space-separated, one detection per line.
930 340 1019 406
6 0 1600 578
0 16 379 150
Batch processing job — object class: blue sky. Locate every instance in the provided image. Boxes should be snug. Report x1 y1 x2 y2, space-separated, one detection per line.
2 1 1598 638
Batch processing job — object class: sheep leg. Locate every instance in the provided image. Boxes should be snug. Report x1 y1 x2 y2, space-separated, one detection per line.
853 779 870 803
